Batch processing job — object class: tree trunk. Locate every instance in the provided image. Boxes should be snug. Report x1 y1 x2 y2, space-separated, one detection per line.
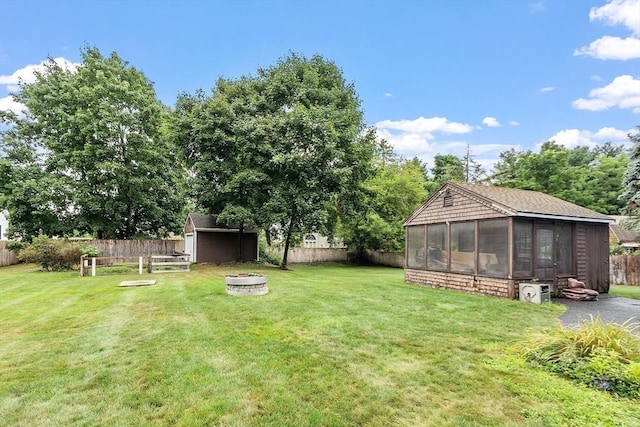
237 222 244 262
280 214 296 270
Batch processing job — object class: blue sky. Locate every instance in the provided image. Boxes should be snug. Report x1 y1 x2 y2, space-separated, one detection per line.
1 0 638 172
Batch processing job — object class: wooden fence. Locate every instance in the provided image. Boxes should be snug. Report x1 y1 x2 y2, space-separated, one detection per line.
81 239 184 258
363 249 404 268
262 248 404 266
265 247 348 264
610 254 640 286
0 241 18 267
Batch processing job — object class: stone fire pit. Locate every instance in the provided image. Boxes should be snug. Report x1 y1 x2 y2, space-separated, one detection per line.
225 274 268 296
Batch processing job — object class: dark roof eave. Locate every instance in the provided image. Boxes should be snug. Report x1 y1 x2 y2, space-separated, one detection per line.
194 227 259 233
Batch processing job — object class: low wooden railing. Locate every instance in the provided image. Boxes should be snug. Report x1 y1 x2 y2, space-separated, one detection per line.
80 255 190 276
148 255 190 274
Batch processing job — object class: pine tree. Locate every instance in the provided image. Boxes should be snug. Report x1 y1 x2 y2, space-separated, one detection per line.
620 127 640 231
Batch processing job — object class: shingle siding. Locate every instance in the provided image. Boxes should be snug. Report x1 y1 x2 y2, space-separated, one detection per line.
405 268 514 298
408 187 505 225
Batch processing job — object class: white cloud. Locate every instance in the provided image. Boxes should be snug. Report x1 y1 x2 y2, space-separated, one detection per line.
375 128 438 156
482 117 501 127
375 116 474 138
574 35 640 60
0 57 79 115
572 75 640 113
593 126 631 141
509 120 520 126
589 0 640 36
374 117 516 172
590 74 603 81
384 92 393 97
0 95 25 115
539 86 555 93
467 143 517 156
547 126 632 149
0 57 78 90
374 116 474 159
529 1 546 13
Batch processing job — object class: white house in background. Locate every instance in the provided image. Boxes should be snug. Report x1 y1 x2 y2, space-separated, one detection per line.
302 233 345 248
0 211 8 241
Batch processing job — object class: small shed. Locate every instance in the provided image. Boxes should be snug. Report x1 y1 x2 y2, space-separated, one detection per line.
184 213 258 263
403 182 613 299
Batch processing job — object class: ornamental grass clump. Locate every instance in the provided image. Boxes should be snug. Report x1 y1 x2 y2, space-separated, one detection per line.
516 315 640 399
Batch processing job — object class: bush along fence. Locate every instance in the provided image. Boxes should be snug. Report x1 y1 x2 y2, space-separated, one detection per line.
610 254 640 286
0 241 18 267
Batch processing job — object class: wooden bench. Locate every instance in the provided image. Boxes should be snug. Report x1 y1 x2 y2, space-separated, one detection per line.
148 255 190 273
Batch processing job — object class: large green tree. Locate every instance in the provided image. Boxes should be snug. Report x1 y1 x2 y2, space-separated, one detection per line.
338 138 428 260
173 78 272 261
490 141 627 215
0 47 184 239
0 127 68 239
430 154 465 185
620 127 640 231
175 53 374 268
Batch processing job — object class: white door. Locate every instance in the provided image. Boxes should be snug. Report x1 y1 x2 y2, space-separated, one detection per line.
185 234 194 262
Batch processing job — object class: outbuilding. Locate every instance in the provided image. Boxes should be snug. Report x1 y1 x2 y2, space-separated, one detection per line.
184 213 258 263
403 182 613 299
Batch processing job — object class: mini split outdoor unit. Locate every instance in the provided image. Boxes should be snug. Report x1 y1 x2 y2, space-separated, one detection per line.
519 283 551 304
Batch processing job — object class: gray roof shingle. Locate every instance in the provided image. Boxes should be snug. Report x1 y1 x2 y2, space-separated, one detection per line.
405 181 614 225
449 182 612 222
187 213 258 231
610 223 640 243
188 213 225 229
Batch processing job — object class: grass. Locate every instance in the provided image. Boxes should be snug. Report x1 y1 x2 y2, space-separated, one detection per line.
1 262 639 426
610 284 640 300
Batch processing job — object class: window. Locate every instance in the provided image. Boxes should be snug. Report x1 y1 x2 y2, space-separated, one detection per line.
303 234 317 248
478 219 508 277
406 226 425 268
427 224 448 270
514 221 533 276
450 222 475 273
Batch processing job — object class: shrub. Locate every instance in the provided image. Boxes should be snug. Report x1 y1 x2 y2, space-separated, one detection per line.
516 316 640 399
17 236 98 271
258 237 281 266
5 240 26 253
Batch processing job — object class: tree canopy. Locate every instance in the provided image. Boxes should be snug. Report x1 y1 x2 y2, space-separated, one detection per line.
337 140 428 260
489 141 628 215
174 53 374 267
0 47 184 239
620 127 640 231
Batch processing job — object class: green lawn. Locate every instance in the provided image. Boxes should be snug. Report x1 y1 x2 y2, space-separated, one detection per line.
1 263 638 426
610 284 640 300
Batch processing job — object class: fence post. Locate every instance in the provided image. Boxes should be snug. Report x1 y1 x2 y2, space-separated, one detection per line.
91 257 96 277
139 256 143 275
